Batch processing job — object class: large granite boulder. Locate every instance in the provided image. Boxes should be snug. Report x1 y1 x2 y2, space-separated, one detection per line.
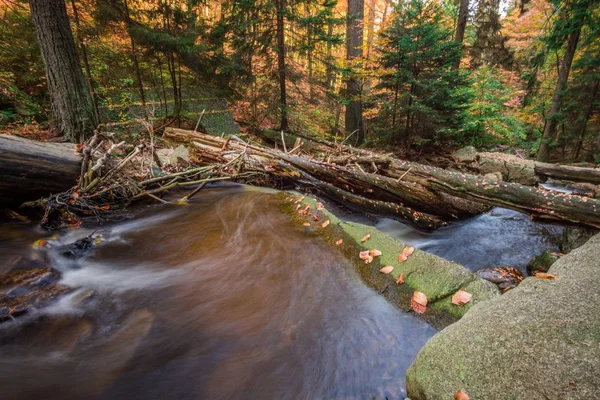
406 233 600 399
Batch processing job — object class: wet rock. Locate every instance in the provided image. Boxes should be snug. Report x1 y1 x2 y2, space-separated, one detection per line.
59 234 102 259
477 152 537 185
527 251 559 275
0 267 70 322
560 226 596 254
452 146 478 163
476 267 523 291
406 233 600 400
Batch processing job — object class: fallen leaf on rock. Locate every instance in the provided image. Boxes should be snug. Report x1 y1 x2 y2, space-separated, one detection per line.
411 291 427 314
32 239 48 249
361 234 371 243
402 246 415 257
369 249 382 257
359 250 370 260
335 239 343 246
321 220 330 228
398 253 408 263
316 202 324 211
303 222 311 227
453 390 470 400
295 196 305 204
451 290 473 306
380 266 394 274
535 272 557 280
296 204 301 210
313 213 320 221
396 273 405 285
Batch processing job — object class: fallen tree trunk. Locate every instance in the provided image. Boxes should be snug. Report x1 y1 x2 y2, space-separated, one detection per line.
0 134 81 208
534 162 600 184
165 127 600 229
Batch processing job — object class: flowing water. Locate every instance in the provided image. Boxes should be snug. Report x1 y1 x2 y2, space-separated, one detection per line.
0 185 437 400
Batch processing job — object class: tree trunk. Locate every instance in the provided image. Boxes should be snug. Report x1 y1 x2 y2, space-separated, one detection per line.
29 0 97 143
124 0 148 120
452 0 469 70
69 0 100 124
537 25 582 161
276 0 289 131
573 81 599 160
0 135 81 207
345 0 365 145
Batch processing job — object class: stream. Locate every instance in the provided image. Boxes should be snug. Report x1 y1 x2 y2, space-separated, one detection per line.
0 184 566 399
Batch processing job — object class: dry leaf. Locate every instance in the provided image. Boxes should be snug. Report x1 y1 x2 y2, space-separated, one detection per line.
295 196 305 204
359 250 371 260
335 239 343 246
380 265 394 274
451 290 473 306
296 204 301 210
402 246 415 257
398 253 408 263
369 249 382 257
303 222 311 227
321 220 330 228
313 213 320 221
453 390 470 400
361 234 371 243
535 272 557 280
316 202 324 210
32 239 48 249
396 273 405 285
411 291 427 314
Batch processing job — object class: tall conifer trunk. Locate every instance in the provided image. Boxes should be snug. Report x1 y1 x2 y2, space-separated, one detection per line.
452 0 469 70
276 0 289 131
538 26 582 161
30 0 98 143
345 0 365 144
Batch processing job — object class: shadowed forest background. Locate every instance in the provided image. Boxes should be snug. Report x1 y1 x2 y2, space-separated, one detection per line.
0 0 599 162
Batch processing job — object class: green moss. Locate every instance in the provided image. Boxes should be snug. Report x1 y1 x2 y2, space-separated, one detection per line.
279 192 499 328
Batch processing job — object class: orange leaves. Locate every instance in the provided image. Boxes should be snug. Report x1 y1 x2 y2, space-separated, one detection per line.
411 291 427 314
398 246 415 263
303 222 311 227
453 390 470 400
451 290 473 306
94 204 110 211
361 234 371 243
359 250 373 264
369 249 382 257
380 265 394 274
396 273 405 285
298 204 311 215
535 272 557 280
335 239 343 246
321 220 330 228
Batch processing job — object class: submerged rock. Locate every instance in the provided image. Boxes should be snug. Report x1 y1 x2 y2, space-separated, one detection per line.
0 267 70 322
406 233 600 400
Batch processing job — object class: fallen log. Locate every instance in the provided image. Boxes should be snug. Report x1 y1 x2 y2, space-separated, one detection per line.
165 127 600 229
0 134 81 208
534 162 600 184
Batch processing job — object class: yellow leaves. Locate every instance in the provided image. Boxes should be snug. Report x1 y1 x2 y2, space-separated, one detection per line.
535 272 557 280
303 222 311 227
32 239 48 250
321 220 330 228
396 273 405 285
398 246 415 263
295 196 305 204
453 390 470 400
361 234 371 243
451 290 473 306
411 291 427 314
335 239 343 246
316 202 324 211
380 265 394 274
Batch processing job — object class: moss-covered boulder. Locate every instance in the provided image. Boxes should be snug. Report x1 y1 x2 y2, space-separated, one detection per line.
526 250 559 275
406 233 600 400
281 193 499 328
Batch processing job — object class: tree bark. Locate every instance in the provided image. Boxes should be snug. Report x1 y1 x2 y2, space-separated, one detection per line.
0 135 81 207
276 0 289 131
537 24 582 161
124 0 148 120
452 0 469 70
345 0 365 145
29 0 98 143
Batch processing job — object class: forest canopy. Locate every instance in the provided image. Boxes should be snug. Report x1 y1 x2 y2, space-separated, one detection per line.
0 0 599 162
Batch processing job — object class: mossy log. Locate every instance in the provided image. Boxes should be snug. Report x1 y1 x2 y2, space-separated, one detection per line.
0 134 81 207
534 162 600 184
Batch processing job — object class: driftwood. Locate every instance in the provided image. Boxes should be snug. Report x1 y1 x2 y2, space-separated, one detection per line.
165 127 600 229
0 134 81 207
